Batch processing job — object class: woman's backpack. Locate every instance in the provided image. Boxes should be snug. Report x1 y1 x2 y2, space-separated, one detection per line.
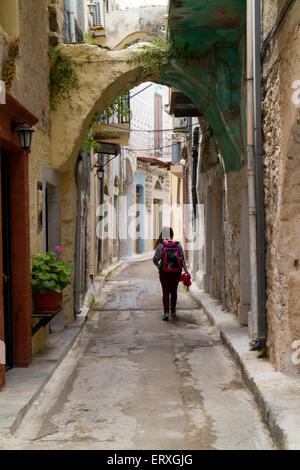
161 241 182 273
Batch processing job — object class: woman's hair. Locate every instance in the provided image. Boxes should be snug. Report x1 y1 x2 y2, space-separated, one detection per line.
154 227 174 249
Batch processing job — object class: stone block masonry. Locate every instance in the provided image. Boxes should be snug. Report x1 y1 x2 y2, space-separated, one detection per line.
262 0 300 371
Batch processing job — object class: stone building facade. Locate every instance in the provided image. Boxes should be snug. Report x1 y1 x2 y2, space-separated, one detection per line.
3 0 299 393
0 0 96 388
0 0 56 387
262 0 300 371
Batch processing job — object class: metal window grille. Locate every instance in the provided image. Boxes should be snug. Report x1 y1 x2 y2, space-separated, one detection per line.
92 0 105 27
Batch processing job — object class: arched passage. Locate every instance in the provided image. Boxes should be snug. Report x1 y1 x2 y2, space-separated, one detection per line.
113 32 161 51
51 46 242 175
51 43 245 323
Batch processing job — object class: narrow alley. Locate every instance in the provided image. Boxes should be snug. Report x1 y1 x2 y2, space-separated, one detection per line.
0 260 274 450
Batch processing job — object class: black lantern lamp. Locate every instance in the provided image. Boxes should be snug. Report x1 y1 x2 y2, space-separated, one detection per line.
96 166 104 180
87 2 97 16
11 120 35 151
92 153 104 180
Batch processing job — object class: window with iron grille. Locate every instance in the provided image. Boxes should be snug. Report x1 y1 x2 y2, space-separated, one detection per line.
92 0 105 27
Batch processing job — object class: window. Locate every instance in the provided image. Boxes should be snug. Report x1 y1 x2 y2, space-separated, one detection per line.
92 0 106 28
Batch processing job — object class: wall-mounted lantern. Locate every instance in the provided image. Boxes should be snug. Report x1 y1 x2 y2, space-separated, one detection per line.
96 166 104 180
11 120 35 151
87 2 97 16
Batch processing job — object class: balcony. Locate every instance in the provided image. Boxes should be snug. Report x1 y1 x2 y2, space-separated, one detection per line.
169 87 201 117
94 92 130 146
94 121 130 146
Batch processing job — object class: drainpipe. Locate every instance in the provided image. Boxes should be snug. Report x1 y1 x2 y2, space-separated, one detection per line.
251 0 267 348
67 0 76 43
97 154 104 269
74 156 82 315
192 127 200 218
247 0 258 339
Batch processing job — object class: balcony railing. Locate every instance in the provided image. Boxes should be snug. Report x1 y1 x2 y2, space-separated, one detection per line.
94 92 131 146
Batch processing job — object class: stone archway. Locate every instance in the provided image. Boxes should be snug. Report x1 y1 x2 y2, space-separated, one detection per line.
51 44 245 324
50 46 160 174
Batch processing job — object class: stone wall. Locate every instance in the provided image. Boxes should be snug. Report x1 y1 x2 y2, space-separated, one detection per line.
197 134 249 320
5 0 52 354
262 0 300 371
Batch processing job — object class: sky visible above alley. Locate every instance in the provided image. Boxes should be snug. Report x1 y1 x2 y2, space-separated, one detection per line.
116 0 168 8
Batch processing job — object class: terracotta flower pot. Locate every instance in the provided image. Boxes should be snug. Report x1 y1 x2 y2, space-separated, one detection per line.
33 291 59 314
57 291 63 310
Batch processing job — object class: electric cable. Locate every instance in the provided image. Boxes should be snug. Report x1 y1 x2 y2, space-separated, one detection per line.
124 126 209 152
97 121 201 133
129 83 153 99
262 0 296 56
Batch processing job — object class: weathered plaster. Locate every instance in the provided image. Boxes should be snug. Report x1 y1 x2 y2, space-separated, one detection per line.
165 0 246 172
104 6 167 50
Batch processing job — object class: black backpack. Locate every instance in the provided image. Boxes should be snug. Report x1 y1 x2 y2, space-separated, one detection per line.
161 241 181 273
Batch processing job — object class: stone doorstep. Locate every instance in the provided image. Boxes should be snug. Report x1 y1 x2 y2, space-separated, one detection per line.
0 311 88 438
189 283 300 451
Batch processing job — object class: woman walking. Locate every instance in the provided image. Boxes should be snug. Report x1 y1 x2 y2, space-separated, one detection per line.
153 227 188 321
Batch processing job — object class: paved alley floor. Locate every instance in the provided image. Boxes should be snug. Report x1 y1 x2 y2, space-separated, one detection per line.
0 261 275 450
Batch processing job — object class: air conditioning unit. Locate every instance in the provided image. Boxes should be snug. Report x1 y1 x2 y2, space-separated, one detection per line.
173 117 189 133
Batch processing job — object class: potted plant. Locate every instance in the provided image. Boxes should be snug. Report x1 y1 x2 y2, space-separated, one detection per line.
31 250 72 314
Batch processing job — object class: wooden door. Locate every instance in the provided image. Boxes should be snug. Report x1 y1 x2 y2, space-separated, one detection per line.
1 151 13 370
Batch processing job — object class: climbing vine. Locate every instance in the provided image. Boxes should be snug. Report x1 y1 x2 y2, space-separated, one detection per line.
81 120 101 153
84 31 97 45
129 39 190 72
49 46 80 111
1 37 19 91
130 39 172 72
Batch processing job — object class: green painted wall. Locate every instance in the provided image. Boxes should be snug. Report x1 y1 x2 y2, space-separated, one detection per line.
161 0 246 172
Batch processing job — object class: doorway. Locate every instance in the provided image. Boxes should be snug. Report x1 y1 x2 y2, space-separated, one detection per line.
153 199 162 249
1 151 13 370
136 184 144 254
136 187 141 253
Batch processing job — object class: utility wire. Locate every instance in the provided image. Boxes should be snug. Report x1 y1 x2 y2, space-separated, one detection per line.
262 0 296 56
98 121 201 133
124 127 209 152
129 83 153 99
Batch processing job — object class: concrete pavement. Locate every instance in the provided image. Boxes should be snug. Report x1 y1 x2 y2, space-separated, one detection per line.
0 260 275 450
189 286 300 450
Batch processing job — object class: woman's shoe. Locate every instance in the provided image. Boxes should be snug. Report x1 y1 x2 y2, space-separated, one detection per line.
163 312 169 321
171 311 177 320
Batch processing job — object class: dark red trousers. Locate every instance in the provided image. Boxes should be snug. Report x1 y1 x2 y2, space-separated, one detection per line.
159 271 181 313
